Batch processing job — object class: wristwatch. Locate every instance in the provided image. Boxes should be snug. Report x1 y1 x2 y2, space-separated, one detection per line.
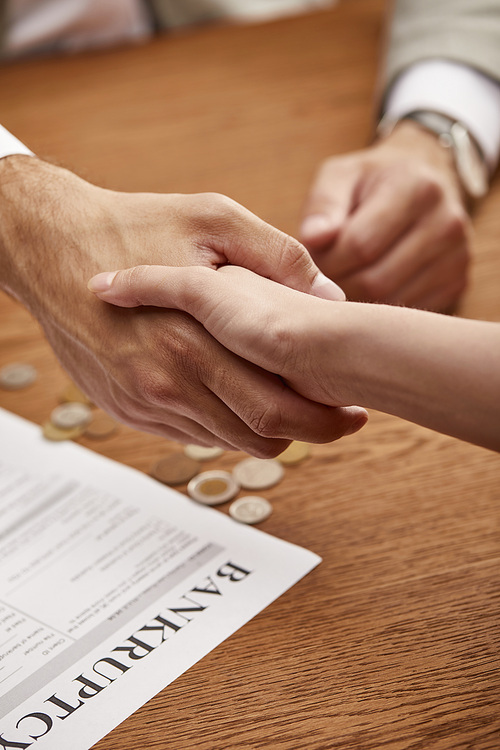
377 110 489 200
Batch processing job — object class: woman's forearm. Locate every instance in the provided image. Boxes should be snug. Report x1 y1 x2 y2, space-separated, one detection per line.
86 263 500 452
330 302 500 451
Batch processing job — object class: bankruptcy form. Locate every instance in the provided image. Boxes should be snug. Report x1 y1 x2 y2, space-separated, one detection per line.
0 408 320 750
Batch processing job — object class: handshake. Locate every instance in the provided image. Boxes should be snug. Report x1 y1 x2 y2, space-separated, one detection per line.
3 155 497 454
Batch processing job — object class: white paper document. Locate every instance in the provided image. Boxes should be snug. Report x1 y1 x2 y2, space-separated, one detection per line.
0 408 320 749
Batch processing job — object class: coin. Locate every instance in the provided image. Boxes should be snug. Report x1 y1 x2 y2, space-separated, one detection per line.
151 454 201 486
232 458 284 490
184 445 224 461
0 363 37 390
229 496 272 524
60 382 92 405
84 410 118 439
277 441 311 466
51 402 92 429
187 470 239 506
42 421 85 441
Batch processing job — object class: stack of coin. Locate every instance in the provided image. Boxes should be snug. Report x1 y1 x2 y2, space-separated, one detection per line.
277 441 310 466
0 363 37 390
43 402 93 442
59 382 93 406
150 441 312 524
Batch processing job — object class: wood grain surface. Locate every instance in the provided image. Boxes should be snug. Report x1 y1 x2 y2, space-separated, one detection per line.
1 1 499 748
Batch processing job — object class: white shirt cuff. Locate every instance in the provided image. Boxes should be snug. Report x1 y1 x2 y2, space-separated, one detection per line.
0 125 34 159
383 59 500 174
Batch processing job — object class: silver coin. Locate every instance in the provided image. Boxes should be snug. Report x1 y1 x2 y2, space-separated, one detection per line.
184 445 225 461
51 402 92 430
187 470 239 506
229 496 272 525
232 458 284 490
0 363 37 390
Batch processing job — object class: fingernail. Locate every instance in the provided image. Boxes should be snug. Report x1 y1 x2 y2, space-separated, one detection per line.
345 412 369 436
312 271 346 302
87 271 118 293
300 214 334 240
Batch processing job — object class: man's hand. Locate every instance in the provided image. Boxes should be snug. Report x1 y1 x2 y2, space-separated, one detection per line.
300 121 472 312
89 264 369 426
0 155 358 456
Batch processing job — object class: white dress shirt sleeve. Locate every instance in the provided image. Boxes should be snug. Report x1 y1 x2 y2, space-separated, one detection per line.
0 125 34 159
383 59 500 174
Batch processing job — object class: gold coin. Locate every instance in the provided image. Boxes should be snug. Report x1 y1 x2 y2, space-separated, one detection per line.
60 382 93 405
197 478 228 495
277 441 311 466
42 421 85 441
84 411 119 439
187 470 239 506
151 454 201 486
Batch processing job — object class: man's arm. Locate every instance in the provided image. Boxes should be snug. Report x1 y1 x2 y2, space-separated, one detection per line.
300 0 500 312
0 140 367 455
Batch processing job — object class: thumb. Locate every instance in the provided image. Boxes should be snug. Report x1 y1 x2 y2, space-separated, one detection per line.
205 198 345 301
88 265 216 311
300 158 357 250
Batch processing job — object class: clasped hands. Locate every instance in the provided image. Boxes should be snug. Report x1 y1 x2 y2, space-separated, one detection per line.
84 121 469 455
0 156 365 457
2 117 469 457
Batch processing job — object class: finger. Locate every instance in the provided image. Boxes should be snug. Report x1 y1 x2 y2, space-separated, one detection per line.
156 325 368 451
300 158 357 250
329 172 437 279
199 356 368 448
99 299 367 454
385 245 469 311
87 358 241 450
337 207 470 305
198 194 345 301
135 418 234 450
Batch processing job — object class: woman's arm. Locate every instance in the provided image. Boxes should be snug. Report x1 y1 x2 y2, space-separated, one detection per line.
88 264 500 452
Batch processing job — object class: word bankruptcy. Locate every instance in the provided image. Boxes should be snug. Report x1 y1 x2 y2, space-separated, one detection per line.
0 560 252 748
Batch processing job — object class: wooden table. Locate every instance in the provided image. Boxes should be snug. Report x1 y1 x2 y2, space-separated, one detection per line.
1 2 499 748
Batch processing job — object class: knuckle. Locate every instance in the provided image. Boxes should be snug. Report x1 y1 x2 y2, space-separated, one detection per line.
178 266 210 310
273 232 311 276
345 230 380 265
440 206 470 243
446 246 470 289
127 322 203 410
249 440 288 460
168 318 203 375
353 271 390 302
246 401 285 438
192 192 239 224
415 173 443 206
137 368 179 408
120 264 150 302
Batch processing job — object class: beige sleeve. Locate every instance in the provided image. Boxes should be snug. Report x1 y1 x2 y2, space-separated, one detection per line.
384 0 500 89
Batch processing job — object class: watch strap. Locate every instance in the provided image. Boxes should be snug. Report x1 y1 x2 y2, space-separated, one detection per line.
377 110 489 200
